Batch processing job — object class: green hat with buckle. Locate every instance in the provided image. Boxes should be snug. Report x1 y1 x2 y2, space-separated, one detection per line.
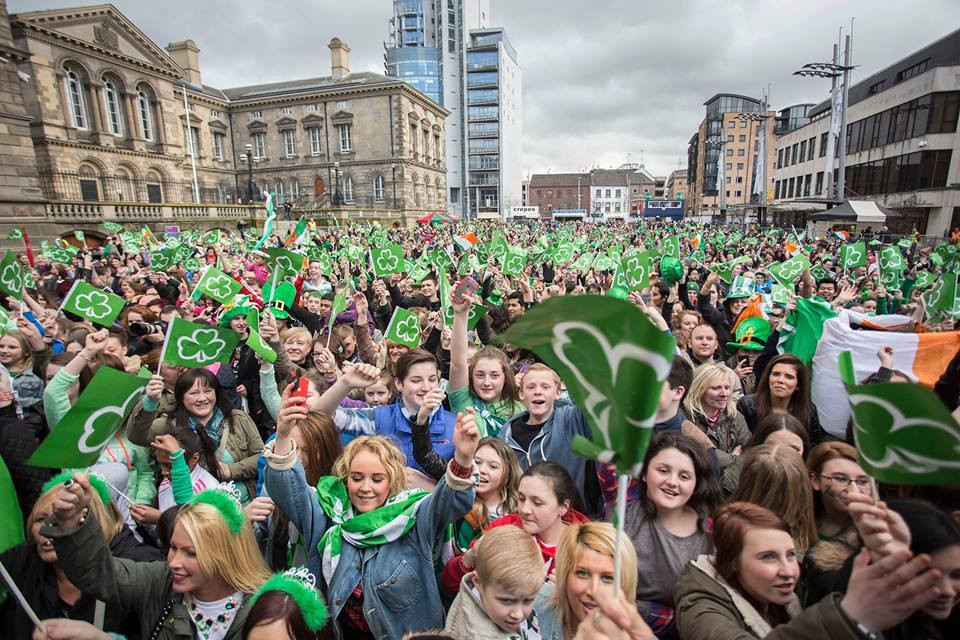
726 275 754 300
261 281 297 319
726 316 771 353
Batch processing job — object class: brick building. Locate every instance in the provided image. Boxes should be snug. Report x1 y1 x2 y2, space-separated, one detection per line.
528 172 590 217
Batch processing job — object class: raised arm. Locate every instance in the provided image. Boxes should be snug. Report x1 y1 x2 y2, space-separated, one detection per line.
448 294 474 392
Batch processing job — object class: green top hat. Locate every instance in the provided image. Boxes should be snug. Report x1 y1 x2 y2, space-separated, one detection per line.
606 285 628 300
261 281 297 319
660 256 684 287
219 304 253 327
485 289 504 307
726 275 754 300
726 316 771 353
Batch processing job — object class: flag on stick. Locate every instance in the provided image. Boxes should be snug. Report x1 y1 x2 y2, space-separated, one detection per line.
161 317 241 368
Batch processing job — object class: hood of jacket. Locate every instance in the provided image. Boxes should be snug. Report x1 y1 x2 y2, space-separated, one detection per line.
805 526 860 573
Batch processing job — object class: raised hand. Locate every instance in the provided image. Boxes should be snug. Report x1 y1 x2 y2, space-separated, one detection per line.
341 362 381 389
82 328 109 356
453 408 479 466
144 374 164 402
243 496 275 523
150 433 180 455
52 472 93 529
415 388 446 426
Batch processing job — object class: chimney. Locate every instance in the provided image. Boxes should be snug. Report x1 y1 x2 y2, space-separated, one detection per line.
166 39 202 85
328 38 350 79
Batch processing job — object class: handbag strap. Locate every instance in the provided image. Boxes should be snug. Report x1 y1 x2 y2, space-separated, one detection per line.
147 598 177 640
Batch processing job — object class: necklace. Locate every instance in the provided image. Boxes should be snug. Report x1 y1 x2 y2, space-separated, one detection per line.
187 594 239 636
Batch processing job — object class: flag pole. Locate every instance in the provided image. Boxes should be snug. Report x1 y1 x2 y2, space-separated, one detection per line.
0 559 46 633
613 473 628 597
182 83 200 205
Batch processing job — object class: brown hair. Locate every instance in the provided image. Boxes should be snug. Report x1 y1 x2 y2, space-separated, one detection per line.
746 414 810 456
296 413 342 485
394 348 439 384
730 444 818 552
121 304 157 328
468 346 519 405
753 354 812 430
806 441 859 517
713 502 794 626
469 437 522 527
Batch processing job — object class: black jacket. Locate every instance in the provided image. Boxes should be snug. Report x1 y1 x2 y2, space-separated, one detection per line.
0 416 49 517
736 393 827 446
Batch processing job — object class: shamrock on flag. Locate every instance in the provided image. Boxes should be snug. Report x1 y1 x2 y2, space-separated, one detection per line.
264 247 307 278
839 351 960 485
431 247 455 275
613 251 650 292
501 245 528 277
709 256 750 284
571 252 595 272
923 273 958 319
768 254 811 287
408 253 432 283
840 242 867 270
103 221 124 232
27 367 148 468
443 302 488 329
7 228 22 240
311 249 334 276
370 242 405 277
384 306 422 348
202 229 221 245
60 280 125 327
770 283 794 306
660 235 680 260
592 253 617 272
551 241 576 266
195 266 242 304
162 317 241 368
497 295 676 476
149 249 174 271
878 246 905 273
0 251 24 300
914 270 936 290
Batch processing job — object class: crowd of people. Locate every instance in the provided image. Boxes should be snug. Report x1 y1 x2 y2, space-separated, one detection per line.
0 216 958 640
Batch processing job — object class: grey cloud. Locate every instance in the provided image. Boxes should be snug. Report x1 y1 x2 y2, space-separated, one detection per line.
10 0 960 178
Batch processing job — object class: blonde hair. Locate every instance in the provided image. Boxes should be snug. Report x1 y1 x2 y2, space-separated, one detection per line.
332 436 408 499
729 443 818 553
29 481 123 544
0 331 34 373
552 523 637 627
475 525 545 594
176 502 270 595
281 326 313 347
684 362 739 420
519 363 561 389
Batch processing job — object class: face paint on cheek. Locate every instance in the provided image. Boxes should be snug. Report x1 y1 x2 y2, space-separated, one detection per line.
824 485 835 498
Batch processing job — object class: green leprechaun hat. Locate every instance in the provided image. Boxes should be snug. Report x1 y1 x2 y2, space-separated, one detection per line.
261 281 297 319
726 316 771 353
659 256 684 287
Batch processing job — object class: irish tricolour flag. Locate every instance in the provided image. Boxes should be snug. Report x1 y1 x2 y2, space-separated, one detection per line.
811 310 960 438
453 232 479 252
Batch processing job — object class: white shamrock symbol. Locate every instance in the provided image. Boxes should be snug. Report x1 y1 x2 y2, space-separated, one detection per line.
74 290 113 320
394 315 419 344
554 246 573 264
176 328 227 363
844 246 862 265
880 270 899 286
925 280 946 309
78 386 144 453
0 263 22 292
777 260 804 282
663 242 677 257
274 255 294 273
551 321 671 475
625 257 645 287
504 255 525 274
880 249 903 271
851 393 960 475
376 251 400 273
203 274 235 300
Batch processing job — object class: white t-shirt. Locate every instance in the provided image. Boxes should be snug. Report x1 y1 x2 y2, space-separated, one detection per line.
158 465 219 512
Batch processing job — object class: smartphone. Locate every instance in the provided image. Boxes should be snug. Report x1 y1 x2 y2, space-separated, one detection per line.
739 356 750 368
437 378 448 396
290 373 310 402
452 276 479 303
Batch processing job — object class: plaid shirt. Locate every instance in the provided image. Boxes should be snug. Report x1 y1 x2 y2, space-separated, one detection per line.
340 583 370 632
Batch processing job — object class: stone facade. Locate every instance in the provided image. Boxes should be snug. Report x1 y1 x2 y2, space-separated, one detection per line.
0 2 448 243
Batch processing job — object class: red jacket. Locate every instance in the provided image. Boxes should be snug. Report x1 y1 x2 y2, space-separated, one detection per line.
440 510 590 595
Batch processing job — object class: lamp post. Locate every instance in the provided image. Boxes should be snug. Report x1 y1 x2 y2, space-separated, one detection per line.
738 111 770 226
391 163 398 212
332 161 342 206
241 143 255 203
793 36 856 203
704 135 726 223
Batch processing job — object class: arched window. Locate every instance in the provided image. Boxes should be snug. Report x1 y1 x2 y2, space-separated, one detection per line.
78 164 100 201
114 167 135 201
136 88 153 140
313 176 326 197
373 175 385 202
64 68 87 129
103 79 123 136
145 169 163 203
342 176 354 203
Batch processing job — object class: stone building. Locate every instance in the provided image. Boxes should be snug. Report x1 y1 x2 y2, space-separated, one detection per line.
0 2 448 243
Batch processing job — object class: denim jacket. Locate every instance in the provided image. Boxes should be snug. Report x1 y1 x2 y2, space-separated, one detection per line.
263 443 474 640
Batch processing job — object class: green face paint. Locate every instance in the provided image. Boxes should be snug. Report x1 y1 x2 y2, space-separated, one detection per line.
824 485 836 498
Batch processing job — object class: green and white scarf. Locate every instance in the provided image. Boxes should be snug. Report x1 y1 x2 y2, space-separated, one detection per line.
315 476 429 584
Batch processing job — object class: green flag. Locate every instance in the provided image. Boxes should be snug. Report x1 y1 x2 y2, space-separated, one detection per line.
839 351 960 485
0 251 23 300
551 241 576 266
443 302 488 329
614 251 650 292
0 455 23 553
194 266 242 304
660 235 680 260
710 256 750 284
202 229 222 245
149 249 174 271
431 247 455 275
264 247 306 278
102 221 124 233
161 317 241 368
840 242 867 270
370 242 405 277
501 245 527 277
923 273 959 318
914 270 936 289
60 280 125 327
384 306 422 348
6 228 22 240
327 288 348 335
592 253 617 272
244 309 276 364
878 246 906 273
27 367 148 468
777 297 838 365
879 268 902 290
311 249 334 276
770 283 794 306
497 296 676 476
571 252 595 272
408 253 431 283
810 263 829 281
74 230 85 242
768 254 811 287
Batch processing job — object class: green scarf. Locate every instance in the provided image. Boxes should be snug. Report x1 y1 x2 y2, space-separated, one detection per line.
316 476 428 584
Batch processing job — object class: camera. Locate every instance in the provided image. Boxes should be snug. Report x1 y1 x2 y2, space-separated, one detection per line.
128 321 166 337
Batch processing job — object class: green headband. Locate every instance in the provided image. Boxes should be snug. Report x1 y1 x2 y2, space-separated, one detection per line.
189 486 245 535
43 471 111 506
249 568 329 632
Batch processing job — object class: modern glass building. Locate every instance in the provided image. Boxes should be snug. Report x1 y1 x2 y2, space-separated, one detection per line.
385 1 442 104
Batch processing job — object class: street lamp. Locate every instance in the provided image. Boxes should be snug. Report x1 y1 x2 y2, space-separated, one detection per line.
332 161 343 206
391 163 398 212
240 143 256 203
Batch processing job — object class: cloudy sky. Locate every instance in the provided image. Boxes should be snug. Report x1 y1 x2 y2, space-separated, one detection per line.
9 0 960 178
